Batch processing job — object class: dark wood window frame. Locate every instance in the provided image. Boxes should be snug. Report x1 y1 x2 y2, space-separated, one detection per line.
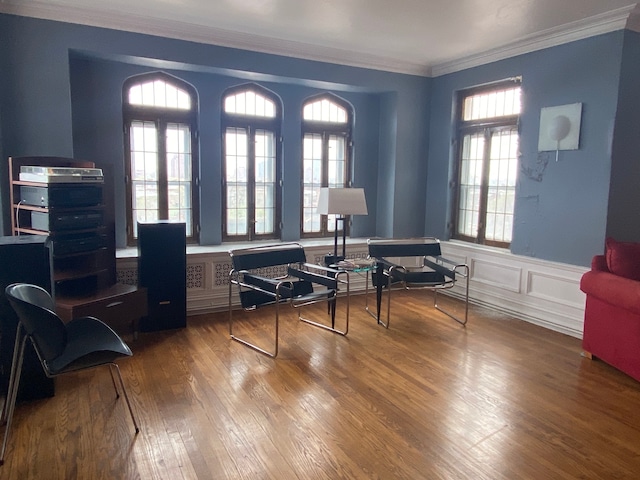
122 72 200 246
300 93 354 239
451 80 521 248
221 84 283 242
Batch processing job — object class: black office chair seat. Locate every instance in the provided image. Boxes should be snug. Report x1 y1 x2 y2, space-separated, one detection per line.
389 269 447 286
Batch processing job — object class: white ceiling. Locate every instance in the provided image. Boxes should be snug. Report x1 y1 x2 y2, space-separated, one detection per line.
1 0 639 76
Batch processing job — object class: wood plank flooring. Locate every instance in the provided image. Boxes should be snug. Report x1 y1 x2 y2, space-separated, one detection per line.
1 291 640 479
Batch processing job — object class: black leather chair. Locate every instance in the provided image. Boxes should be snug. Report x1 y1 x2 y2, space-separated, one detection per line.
367 238 470 328
1 283 139 465
228 243 350 357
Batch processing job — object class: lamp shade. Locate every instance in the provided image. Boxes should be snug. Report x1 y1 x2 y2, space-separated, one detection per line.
316 188 368 216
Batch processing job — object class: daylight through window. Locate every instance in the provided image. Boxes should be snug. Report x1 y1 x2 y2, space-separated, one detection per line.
454 81 521 247
123 73 199 245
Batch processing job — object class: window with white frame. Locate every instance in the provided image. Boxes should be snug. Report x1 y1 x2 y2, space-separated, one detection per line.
454 80 521 247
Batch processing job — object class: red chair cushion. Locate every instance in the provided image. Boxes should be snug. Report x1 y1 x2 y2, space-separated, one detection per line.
605 237 640 281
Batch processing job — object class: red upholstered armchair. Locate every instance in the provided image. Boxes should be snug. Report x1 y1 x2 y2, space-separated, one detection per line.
580 238 640 382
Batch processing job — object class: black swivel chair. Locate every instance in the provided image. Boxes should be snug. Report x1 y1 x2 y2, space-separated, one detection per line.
1 283 139 465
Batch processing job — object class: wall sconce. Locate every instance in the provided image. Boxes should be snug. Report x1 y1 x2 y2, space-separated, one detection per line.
538 103 582 161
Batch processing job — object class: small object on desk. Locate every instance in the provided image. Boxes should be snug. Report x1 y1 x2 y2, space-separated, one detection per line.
335 260 357 268
353 258 375 267
334 258 375 270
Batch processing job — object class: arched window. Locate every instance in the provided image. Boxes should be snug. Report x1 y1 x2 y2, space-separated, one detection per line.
222 84 282 241
123 72 199 245
301 94 353 237
453 79 521 247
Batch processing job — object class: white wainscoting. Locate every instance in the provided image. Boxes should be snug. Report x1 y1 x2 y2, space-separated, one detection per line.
440 241 588 338
116 239 588 339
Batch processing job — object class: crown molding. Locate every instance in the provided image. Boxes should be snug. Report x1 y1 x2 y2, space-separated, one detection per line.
625 4 640 32
0 2 637 78
431 5 638 77
0 1 431 76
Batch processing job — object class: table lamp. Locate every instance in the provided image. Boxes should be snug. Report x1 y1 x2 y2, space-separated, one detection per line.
316 187 368 264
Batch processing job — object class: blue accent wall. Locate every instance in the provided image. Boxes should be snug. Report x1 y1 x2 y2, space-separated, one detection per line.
427 32 627 266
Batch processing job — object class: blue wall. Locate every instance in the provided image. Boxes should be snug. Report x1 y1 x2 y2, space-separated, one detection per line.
0 14 429 247
1 13 638 267
427 32 628 266
68 56 393 246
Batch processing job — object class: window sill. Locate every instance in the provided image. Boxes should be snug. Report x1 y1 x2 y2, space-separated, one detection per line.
116 237 370 259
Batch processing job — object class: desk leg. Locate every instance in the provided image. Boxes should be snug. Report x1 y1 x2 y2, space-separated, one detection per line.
330 291 336 328
364 269 378 321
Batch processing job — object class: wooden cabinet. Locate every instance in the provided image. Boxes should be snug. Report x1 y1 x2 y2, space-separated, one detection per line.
8 156 146 337
56 283 147 338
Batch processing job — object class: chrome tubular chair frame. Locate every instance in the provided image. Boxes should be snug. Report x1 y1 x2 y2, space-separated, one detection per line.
367 238 470 328
229 243 350 358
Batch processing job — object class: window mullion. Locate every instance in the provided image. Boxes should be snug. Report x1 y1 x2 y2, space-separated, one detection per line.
157 119 169 219
477 128 493 243
321 132 330 235
247 127 256 239
123 121 134 244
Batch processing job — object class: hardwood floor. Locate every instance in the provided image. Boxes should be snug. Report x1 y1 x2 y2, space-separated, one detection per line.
1 291 640 479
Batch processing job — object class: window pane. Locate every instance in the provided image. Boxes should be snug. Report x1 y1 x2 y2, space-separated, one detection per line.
225 127 249 236
130 121 158 181
226 128 248 183
328 135 346 187
168 182 192 234
130 122 160 232
303 133 323 233
132 182 158 238
486 129 518 243
303 98 347 123
227 185 248 235
254 130 276 235
224 90 276 118
166 123 192 182
128 78 190 109
457 133 484 238
462 86 521 121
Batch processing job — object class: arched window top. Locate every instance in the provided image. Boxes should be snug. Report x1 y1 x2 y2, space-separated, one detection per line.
303 97 348 123
126 76 192 110
224 86 276 118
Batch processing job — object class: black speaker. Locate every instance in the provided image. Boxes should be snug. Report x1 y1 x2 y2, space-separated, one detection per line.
137 222 187 332
0 235 55 400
